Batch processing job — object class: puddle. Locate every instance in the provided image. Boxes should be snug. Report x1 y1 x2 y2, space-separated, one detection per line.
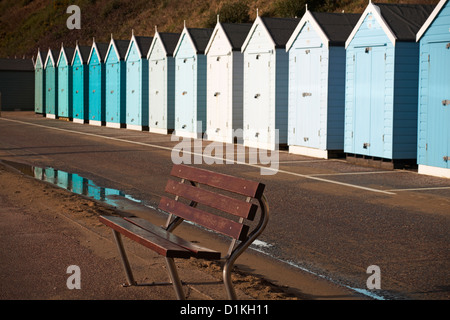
2 160 155 210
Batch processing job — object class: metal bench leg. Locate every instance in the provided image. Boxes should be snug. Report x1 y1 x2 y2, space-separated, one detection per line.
164 257 185 300
223 262 237 300
112 230 137 286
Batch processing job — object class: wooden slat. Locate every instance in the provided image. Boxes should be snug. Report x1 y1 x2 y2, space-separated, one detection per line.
165 179 258 220
159 197 249 241
170 164 265 199
125 217 221 260
99 216 192 259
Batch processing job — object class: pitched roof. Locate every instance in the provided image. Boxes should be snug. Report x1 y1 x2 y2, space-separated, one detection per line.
114 39 130 59
188 28 214 53
93 42 109 61
58 46 75 66
74 45 92 64
375 3 436 41
310 12 361 46
134 36 153 57
0 58 34 71
260 17 300 48
221 23 253 50
417 0 448 41
158 32 181 56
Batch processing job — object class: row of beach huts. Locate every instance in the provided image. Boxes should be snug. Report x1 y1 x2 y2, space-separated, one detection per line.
34 0 450 178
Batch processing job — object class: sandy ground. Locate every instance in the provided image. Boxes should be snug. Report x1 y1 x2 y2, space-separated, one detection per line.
0 160 364 301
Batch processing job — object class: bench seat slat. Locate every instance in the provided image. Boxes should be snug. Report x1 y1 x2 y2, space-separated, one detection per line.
124 217 221 260
159 197 249 241
99 216 192 259
170 165 265 199
165 179 258 220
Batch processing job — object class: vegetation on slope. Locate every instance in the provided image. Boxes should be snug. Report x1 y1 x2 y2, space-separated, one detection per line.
0 0 439 59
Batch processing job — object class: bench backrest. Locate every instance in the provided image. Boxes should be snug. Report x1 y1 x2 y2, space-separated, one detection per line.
160 165 267 246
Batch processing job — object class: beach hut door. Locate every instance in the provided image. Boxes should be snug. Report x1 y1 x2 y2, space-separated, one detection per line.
353 46 386 157
295 48 321 148
427 43 450 168
150 59 165 129
210 55 229 140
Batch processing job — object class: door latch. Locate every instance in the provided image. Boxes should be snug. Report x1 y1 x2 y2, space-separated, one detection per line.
302 93 312 97
444 156 449 162
363 143 370 149
442 100 450 106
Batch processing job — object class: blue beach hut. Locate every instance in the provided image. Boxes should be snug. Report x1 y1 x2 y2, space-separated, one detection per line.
88 39 109 126
34 49 45 114
416 0 450 178
125 31 153 131
71 43 91 124
344 2 435 163
105 35 129 128
56 44 74 119
147 28 180 135
286 10 360 159
241 15 299 151
173 24 213 138
44 48 58 119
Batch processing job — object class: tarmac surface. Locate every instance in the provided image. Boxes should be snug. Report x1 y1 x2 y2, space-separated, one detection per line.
1 112 449 303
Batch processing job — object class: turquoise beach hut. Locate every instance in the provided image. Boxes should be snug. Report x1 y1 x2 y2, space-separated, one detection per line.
105 35 129 128
71 43 91 124
286 10 360 159
173 24 213 138
344 2 434 163
147 28 180 135
34 49 45 114
44 48 58 118
88 39 108 126
416 0 450 178
125 31 153 131
57 44 74 119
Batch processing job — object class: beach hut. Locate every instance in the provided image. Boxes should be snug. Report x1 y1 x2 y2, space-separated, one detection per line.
56 44 74 119
88 39 108 126
104 35 129 128
34 49 45 114
173 24 213 138
205 20 252 144
44 48 58 118
147 28 180 134
344 2 435 163
125 31 153 131
71 44 91 124
286 10 360 159
416 0 450 178
241 15 299 150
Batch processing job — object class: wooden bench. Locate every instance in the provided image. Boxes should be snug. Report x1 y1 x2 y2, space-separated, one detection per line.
99 164 269 300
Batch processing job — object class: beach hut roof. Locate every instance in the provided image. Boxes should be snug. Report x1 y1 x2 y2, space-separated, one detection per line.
287 11 361 50
57 45 75 66
106 37 130 61
88 40 109 63
346 2 435 47
241 16 299 52
174 25 214 56
148 31 180 58
416 0 448 41
205 22 252 54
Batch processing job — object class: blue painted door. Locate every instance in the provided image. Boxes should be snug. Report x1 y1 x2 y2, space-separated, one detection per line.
35 64 45 113
353 46 386 157
127 60 140 125
73 63 86 120
177 57 195 133
295 48 321 148
427 43 450 169
89 64 102 122
58 64 70 118
45 65 57 116
106 63 120 124
149 59 165 128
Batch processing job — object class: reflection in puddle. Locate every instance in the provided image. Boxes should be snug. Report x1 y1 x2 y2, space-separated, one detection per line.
3 160 152 210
